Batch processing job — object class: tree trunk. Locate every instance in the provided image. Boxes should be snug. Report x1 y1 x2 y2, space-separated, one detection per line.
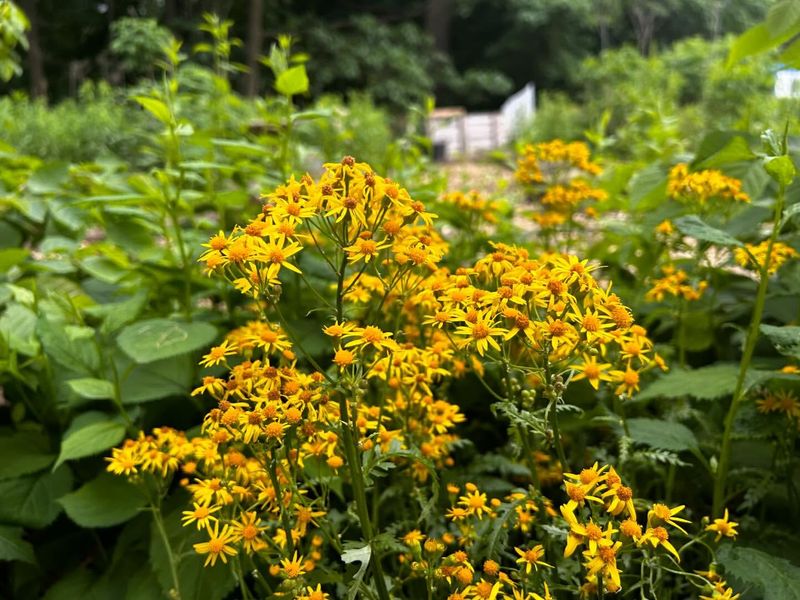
20 0 47 99
244 0 264 97
425 0 451 54
630 4 655 56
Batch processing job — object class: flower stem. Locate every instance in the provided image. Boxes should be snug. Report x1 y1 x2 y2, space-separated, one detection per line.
151 500 182 599
712 181 785 516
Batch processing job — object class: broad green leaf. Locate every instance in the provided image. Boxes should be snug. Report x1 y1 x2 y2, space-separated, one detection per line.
760 324 800 359
58 473 146 528
66 378 115 400
0 431 55 479
764 155 796 186
27 162 70 194
55 420 126 469
37 317 100 375
0 467 73 528
117 318 217 364
626 418 699 453
275 65 309 96
637 364 740 401
0 526 35 563
0 247 29 273
717 544 800 600
0 303 39 355
693 135 755 170
766 0 800 38
628 163 666 210
674 215 743 247
133 96 171 124
119 354 193 404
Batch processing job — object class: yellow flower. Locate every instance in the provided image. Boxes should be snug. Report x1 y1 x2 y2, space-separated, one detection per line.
705 508 739 542
193 523 239 566
639 526 680 561
199 340 237 368
181 502 221 530
344 236 391 263
514 544 552 574
231 511 267 553
583 538 622 591
454 311 506 356
280 551 306 578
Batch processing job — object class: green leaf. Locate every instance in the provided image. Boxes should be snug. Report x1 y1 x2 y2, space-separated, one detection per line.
0 467 74 528
626 418 699 453
55 420 126 469
58 473 146 528
766 0 800 39
693 135 755 170
119 355 193 404
0 247 29 273
0 431 55 479
0 526 35 564
636 364 741 402
760 324 800 359
117 318 217 364
717 544 800 600
674 215 743 247
275 65 309 96
37 317 100 375
781 201 800 227
66 378 115 400
133 96 171 124
0 303 39 355
764 155 796 186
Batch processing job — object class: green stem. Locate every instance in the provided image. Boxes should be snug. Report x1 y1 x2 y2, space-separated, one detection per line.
712 181 785 516
151 500 182 600
266 452 295 555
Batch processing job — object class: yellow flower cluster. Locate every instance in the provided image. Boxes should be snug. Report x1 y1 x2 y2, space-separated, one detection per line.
199 156 443 297
423 245 664 396
515 140 606 235
734 240 798 275
397 484 557 599
515 140 602 185
558 463 737 594
439 190 501 225
667 163 750 206
645 265 709 302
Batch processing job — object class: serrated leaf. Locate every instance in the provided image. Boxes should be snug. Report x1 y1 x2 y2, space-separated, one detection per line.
0 467 74 528
0 526 35 563
55 420 126 469
0 303 39 355
119 354 193 404
37 317 100 375
627 418 699 453
0 431 55 479
117 318 217 364
66 378 115 400
637 364 740 401
761 324 800 359
780 201 800 227
718 544 800 600
58 473 146 528
674 215 742 247
341 544 371 600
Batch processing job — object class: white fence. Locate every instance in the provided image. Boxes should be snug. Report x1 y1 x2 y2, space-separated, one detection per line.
427 83 536 160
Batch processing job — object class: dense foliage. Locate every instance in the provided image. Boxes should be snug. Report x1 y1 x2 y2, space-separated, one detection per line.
1 2 800 600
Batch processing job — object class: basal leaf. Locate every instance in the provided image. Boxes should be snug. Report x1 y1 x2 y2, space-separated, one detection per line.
0 430 55 480
626 418 699 453
0 526 35 564
117 318 217 364
55 419 126 469
760 324 800 359
59 473 146 528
